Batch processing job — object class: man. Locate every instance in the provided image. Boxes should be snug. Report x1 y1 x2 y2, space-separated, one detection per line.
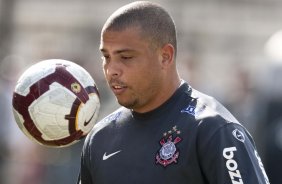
78 1 270 183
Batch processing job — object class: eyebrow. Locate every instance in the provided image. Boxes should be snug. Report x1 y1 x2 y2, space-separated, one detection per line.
100 48 136 54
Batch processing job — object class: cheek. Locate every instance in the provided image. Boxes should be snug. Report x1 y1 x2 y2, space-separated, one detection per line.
132 67 161 92
131 66 154 81
135 59 162 83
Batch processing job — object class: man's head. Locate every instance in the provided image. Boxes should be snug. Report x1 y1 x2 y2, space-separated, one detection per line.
102 1 177 58
100 1 180 113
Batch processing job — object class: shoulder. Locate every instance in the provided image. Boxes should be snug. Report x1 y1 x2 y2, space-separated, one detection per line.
186 88 255 145
190 88 239 124
83 107 130 146
182 86 245 137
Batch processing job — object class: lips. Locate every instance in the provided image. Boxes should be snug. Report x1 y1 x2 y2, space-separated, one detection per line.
111 83 127 95
113 85 124 89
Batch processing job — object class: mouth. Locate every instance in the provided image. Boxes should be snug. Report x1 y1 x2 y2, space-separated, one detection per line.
111 84 127 95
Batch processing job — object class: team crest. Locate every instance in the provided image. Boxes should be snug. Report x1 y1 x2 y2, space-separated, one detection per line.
156 126 182 167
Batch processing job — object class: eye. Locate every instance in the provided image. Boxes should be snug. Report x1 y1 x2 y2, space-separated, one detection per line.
101 55 110 59
101 55 110 63
121 56 133 60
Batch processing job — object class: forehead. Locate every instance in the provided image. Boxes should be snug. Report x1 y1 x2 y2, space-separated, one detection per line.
100 27 151 53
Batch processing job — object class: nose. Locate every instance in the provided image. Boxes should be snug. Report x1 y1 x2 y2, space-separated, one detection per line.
104 60 121 79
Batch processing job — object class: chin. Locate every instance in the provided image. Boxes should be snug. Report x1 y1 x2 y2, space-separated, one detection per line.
117 99 137 109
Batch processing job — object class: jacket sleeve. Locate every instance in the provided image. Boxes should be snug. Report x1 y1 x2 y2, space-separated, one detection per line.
78 135 94 184
197 119 270 184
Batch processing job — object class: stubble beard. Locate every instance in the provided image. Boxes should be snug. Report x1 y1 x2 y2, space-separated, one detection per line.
115 93 139 110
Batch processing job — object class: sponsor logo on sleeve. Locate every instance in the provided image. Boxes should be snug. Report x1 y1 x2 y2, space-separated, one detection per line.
223 147 244 184
181 105 205 116
232 129 245 142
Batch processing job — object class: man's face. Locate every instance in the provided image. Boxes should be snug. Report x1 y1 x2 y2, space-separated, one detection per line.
100 26 165 113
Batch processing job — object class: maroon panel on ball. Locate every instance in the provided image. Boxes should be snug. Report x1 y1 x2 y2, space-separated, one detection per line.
12 63 97 147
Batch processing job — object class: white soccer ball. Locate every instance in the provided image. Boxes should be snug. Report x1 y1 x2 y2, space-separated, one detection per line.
12 59 100 147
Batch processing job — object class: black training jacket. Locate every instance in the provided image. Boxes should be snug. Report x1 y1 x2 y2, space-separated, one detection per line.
78 82 270 184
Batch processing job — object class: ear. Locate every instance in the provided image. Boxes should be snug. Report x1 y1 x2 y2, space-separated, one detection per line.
161 43 175 67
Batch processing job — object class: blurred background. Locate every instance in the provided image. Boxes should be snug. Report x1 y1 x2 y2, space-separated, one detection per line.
0 0 282 183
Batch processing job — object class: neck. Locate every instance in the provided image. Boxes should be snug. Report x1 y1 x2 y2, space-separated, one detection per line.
133 74 181 113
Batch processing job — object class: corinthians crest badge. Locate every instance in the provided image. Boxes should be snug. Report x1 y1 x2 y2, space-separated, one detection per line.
156 126 182 167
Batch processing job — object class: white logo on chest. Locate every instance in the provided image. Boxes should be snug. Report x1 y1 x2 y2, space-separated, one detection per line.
160 141 177 160
103 150 122 160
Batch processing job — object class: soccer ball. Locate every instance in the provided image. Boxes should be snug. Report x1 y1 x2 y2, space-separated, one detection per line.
12 59 100 147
